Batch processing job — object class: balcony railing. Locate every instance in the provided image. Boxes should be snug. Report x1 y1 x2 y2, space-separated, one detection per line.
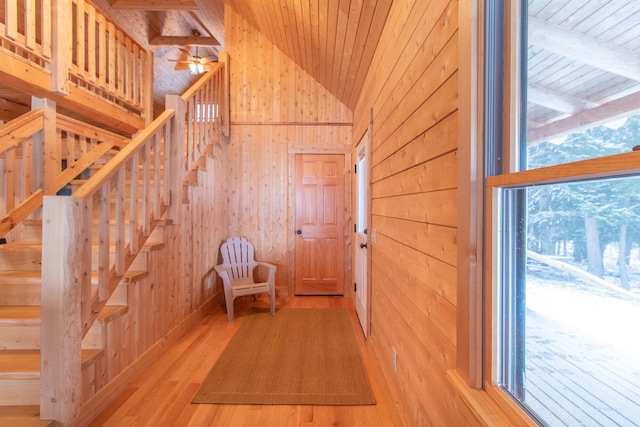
69 0 150 113
0 0 152 126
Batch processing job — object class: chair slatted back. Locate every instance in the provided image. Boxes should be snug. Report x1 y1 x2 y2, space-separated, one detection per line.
220 237 256 280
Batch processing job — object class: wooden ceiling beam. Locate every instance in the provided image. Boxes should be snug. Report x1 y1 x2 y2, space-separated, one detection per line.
529 17 640 82
191 1 225 47
527 90 640 145
109 0 198 10
528 83 599 114
149 35 220 46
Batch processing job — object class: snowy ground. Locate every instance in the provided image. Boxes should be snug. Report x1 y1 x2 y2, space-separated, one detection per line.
527 275 640 361
524 271 640 426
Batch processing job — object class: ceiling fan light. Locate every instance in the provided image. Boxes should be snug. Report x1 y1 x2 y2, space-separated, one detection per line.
189 62 198 74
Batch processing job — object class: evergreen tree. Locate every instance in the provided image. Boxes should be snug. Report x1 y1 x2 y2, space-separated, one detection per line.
526 115 640 288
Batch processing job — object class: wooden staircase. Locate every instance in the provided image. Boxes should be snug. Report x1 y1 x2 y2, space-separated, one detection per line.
0 46 227 424
0 194 167 418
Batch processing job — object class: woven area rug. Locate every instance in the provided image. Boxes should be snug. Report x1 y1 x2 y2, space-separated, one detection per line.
192 308 376 405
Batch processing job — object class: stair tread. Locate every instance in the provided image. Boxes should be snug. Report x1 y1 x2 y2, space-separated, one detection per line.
0 306 40 323
0 243 41 251
0 269 148 282
0 241 164 251
0 271 40 279
0 405 52 427
23 218 172 226
0 349 104 376
0 271 146 306
99 305 129 322
0 350 40 373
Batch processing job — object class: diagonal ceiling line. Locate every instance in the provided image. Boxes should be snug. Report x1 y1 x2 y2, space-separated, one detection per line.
529 17 640 82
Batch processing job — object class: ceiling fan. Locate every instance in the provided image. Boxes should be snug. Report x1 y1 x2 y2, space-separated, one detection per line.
170 45 217 74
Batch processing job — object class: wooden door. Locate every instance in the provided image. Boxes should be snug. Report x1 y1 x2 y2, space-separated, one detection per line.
294 154 344 295
354 132 371 337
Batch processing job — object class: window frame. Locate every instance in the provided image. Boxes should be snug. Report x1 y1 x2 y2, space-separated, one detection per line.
479 0 640 423
455 0 540 422
456 0 485 390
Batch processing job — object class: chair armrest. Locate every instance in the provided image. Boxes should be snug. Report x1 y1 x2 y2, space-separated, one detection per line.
214 265 231 285
256 261 276 270
256 262 277 286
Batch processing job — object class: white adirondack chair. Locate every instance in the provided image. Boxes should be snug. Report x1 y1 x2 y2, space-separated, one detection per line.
214 237 277 321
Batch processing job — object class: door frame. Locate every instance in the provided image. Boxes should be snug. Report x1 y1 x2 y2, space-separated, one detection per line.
354 128 372 337
287 143 352 297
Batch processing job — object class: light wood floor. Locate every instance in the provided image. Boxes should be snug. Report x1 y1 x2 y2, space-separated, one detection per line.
89 295 404 426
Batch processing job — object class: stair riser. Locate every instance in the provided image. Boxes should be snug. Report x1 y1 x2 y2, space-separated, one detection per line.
0 252 41 271
0 358 101 406
99 284 128 306
83 324 105 349
0 249 148 271
0 282 40 306
0 282 128 306
0 379 39 406
0 325 40 350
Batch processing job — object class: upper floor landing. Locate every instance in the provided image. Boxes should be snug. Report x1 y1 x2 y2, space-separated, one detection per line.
0 0 152 134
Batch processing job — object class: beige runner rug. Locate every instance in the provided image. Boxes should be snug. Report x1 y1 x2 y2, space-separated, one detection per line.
192 308 376 405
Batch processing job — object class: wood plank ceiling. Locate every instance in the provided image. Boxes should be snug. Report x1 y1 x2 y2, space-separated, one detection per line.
527 0 640 144
217 0 392 111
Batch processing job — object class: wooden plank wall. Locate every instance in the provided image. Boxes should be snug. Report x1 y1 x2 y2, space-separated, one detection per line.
352 0 481 425
225 6 353 295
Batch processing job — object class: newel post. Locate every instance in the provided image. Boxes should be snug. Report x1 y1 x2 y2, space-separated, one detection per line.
165 94 185 223
31 98 58 196
41 196 85 425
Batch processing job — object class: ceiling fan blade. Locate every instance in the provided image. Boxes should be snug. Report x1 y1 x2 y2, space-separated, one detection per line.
202 55 218 62
179 47 192 57
175 62 191 70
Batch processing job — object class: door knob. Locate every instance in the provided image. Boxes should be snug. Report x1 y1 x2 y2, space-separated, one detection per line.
360 243 367 249
296 229 302 235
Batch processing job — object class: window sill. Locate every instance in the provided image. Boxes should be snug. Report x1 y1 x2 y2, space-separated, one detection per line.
447 370 540 427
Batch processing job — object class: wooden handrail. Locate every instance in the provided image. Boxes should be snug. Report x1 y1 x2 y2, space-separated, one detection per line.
0 109 130 238
0 110 44 151
56 115 128 148
0 191 43 237
181 63 225 101
1 110 46 238
73 109 175 200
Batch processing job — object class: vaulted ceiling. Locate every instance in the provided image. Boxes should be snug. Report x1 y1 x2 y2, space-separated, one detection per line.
73 0 640 140
90 0 393 115
224 0 392 110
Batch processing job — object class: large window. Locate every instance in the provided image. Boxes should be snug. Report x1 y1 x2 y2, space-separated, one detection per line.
488 1 640 425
